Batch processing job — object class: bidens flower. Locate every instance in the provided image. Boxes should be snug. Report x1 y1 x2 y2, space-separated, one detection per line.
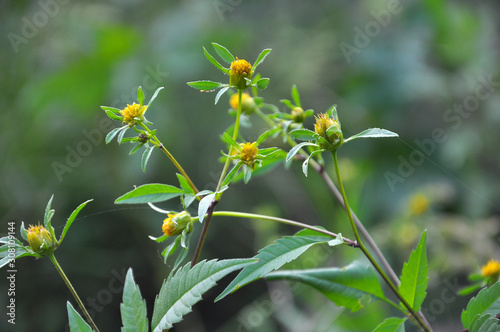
482 259 500 279
120 102 147 127
239 142 259 169
162 211 193 237
27 224 56 256
230 58 252 90
229 93 257 115
314 113 343 151
409 193 430 215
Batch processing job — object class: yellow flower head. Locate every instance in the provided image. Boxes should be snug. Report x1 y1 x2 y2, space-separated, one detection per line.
314 113 343 150
239 142 259 169
230 58 252 90
481 259 500 278
27 224 55 255
162 211 193 237
409 193 430 216
120 102 147 127
229 93 257 115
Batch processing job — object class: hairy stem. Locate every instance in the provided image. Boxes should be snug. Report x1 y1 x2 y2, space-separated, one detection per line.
47 253 100 332
331 151 431 332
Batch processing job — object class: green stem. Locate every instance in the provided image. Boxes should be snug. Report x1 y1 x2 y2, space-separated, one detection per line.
331 151 431 332
140 123 199 195
191 90 244 267
47 252 100 332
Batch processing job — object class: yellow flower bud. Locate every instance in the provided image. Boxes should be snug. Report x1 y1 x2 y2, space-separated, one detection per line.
291 107 305 123
120 102 148 127
162 211 193 237
409 193 430 216
481 259 500 279
239 142 259 168
229 58 252 90
314 113 343 150
229 93 257 115
26 225 56 255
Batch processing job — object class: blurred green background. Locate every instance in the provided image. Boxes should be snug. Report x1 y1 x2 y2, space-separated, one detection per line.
1 0 500 331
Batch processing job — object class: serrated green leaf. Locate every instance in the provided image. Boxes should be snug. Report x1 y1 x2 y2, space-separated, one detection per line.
289 129 318 141
344 128 399 143
141 146 154 173
115 184 184 204
211 42 235 64
215 86 230 105
373 317 407 332
187 80 226 91
203 47 229 74
151 259 257 332
198 193 215 223
67 302 93 332
146 87 164 108
468 313 500 332
462 282 500 328
286 142 318 163
216 229 335 301
256 78 270 90
291 84 301 107
266 261 388 312
252 48 272 71
399 231 428 312
137 86 145 106
59 199 93 244
121 269 148 332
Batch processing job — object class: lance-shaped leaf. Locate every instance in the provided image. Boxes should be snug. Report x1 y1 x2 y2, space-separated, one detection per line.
398 231 428 312
203 46 229 74
121 269 148 332
373 317 407 332
344 128 399 143
211 42 235 64
59 199 93 244
198 193 215 223
146 87 164 108
66 302 93 332
141 145 154 173
137 86 145 106
187 80 227 91
151 259 257 332
256 78 270 90
115 184 184 204
266 261 389 312
286 142 318 163
462 282 500 329
252 48 272 72
0 237 40 268
291 84 301 107
216 229 339 301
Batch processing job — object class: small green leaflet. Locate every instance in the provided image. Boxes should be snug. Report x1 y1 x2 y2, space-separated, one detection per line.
115 184 184 204
398 231 428 312
344 128 399 143
462 282 500 329
121 269 148 332
66 302 93 332
266 261 389 312
216 228 340 301
373 317 407 332
151 259 257 332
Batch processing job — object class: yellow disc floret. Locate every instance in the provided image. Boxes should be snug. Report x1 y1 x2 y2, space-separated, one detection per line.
162 211 193 237
409 193 430 215
120 102 147 127
230 58 252 90
239 142 259 167
481 259 500 278
27 224 55 255
229 92 257 115
314 113 343 150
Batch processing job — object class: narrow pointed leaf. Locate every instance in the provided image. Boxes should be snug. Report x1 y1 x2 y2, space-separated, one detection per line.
302 150 322 177
66 302 93 332
280 99 295 109
221 162 243 187
243 166 252 184
146 87 164 108
121 269 148 332
398 231 428 312
115 184 184 204
373 317 407 332
104 110 123 121
462 282 500 329
289 129 318 141
291 85 301 107
187 80 226 91
203 47 229 74
101 106 122 113
252 48 272 71
177 174 194 194
286 142 318 163
151 259 257 332
137 86 145 106
198 193 215 223
106 126 128 144
326 104 339 121
345 128 399 143
266 261 388 312
216 229 335 301
141 146 154 173
117 126 129 144
222 132 241 150
214 86 230 105
211 42 235 64
256 78 270 90
59 199 93 244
